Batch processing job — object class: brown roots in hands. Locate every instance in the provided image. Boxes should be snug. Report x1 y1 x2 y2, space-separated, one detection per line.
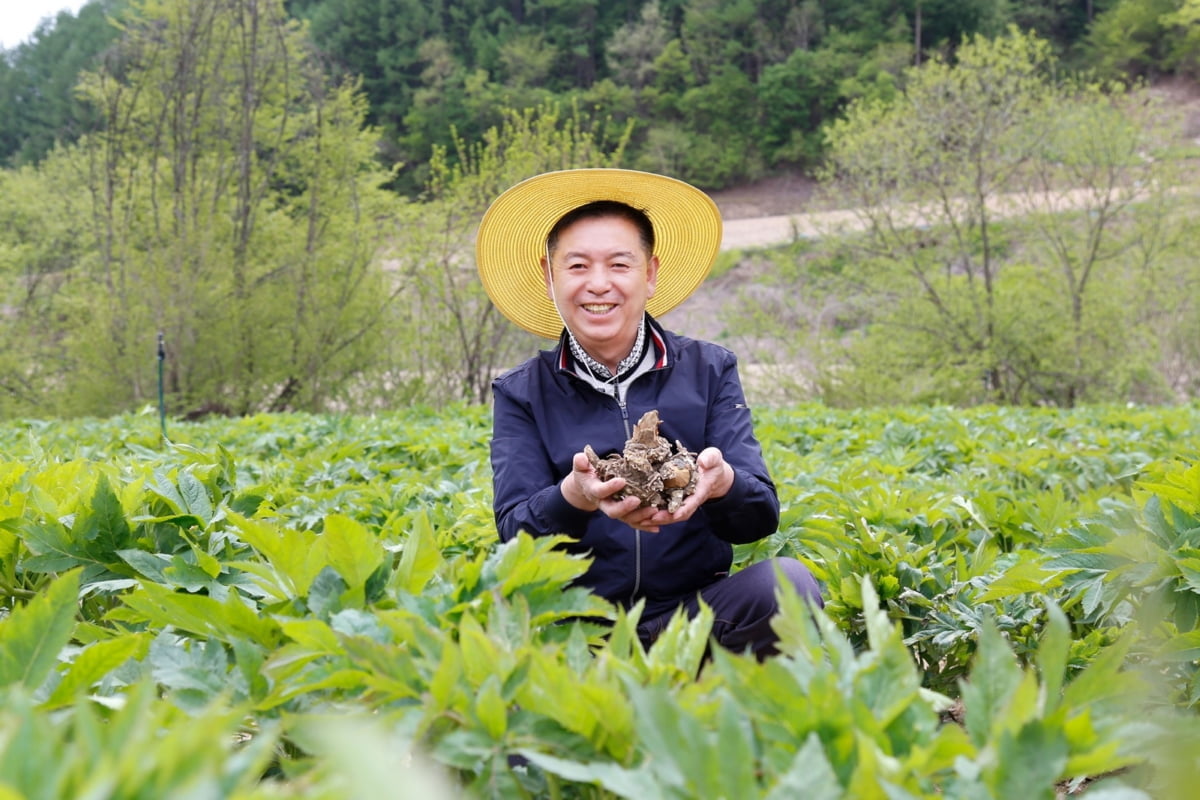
584 410 698 514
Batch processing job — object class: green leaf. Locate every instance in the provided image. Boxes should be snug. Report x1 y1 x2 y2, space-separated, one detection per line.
394 510 443 594
993 722 1068 797
176 470 214 525
74 476 132 556
148 634 230 709
712 701 759 796
20 520 88 572
765 733 842 800
960 617 1022 747
1037 602 1071 715
323 513 384 599
228 511 328 599
121 581 281 647
44 634 149 708
117 549 170 583
0 569 80 689
474 674 507 740
520 749 660 797
977 558 1059 601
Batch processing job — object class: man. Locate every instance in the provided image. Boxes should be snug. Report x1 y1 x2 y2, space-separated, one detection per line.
477 168 822 659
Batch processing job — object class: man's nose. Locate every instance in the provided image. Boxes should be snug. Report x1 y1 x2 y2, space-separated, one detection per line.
585 267 612 292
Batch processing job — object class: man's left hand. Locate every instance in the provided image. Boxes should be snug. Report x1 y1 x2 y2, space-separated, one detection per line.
650 446 734 525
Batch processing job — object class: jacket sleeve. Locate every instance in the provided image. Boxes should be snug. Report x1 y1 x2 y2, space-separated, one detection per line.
696 352 780 544
490 374 594 542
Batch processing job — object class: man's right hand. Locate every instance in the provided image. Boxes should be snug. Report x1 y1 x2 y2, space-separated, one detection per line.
561 451 664 531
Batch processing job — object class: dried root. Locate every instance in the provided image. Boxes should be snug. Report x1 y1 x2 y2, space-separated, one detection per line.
584 410 698 513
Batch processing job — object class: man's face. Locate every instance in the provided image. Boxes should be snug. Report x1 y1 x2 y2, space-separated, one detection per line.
543 215 659 370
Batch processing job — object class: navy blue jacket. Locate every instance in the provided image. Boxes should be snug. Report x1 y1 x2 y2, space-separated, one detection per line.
490 317 779 620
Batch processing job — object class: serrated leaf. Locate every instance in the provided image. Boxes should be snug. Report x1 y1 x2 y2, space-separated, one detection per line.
427 639 462 711
0 570 80 689
117 549 171 583
518 749 659 797
992 722 1068 797
148 468 187 515
76 476 132 556
19 520 88 572
711 701 758 796
474 675 507 740
977 559 1059 601
395 511 443 594
148 635 230 707
323 514 383 598
960 618 1022 747
308 565 349 618
177 470 214 525
624 682 693 791
1037 602 1071 715
765 732 842 800
228 511 327 598
44 634 149 709
121 581 280 647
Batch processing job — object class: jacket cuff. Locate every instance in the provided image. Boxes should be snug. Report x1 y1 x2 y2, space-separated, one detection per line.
704 465 748 510
536 485 595 535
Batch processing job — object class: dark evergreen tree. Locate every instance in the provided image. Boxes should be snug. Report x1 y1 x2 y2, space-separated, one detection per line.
0 0 125 166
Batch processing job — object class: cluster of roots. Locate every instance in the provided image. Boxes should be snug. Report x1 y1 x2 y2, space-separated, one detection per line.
584 410 698 513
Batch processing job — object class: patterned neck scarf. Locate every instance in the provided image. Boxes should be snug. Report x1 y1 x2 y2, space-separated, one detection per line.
567 317 647 383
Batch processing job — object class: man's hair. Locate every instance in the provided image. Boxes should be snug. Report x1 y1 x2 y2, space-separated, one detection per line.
546 200 655 258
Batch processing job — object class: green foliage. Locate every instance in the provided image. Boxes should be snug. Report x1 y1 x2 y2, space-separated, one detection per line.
0 0 126 167
1 404 1199 796
1 0 409 418
797 28 1196 407
1083 0 1182 79
4 0 1196 201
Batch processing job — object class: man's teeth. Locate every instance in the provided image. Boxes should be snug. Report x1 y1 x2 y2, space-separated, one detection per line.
583 304 615 313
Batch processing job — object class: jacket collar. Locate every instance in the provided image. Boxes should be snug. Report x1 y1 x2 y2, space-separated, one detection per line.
555 313 670 376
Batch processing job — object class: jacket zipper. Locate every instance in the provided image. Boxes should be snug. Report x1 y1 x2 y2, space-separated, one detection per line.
615 382 642 603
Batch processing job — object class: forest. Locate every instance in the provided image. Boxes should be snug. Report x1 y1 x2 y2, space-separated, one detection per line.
4 0 1199 191
1 0 1198 418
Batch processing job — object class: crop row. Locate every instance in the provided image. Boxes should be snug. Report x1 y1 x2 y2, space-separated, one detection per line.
0 403 1197 797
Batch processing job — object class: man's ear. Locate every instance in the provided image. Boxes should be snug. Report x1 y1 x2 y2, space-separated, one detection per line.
646 254 660 297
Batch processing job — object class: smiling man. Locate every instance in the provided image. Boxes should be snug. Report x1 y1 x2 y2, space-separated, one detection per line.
477 168 822 660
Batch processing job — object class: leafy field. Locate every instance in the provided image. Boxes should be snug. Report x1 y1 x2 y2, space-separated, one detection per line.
1 403 1199 798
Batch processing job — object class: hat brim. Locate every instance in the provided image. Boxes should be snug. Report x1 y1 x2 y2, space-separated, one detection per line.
475 169 722 339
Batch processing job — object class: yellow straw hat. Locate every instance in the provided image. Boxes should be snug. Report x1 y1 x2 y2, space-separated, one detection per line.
475 168 723 339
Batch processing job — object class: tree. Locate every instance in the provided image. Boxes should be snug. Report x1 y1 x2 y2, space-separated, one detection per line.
0 160 93 416
1084 0 1180 78
811 28 1186 406
1162 0 1200 76
605 0 672 89
8 0 407 417
0 0 126 167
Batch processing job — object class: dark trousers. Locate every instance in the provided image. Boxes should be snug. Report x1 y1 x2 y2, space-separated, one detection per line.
635 557 823 661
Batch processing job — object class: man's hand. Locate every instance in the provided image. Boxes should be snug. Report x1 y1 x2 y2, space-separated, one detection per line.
561 451 670 532
663 447 734 523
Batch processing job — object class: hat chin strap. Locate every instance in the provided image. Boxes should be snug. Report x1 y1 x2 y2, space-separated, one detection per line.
545 243 571 337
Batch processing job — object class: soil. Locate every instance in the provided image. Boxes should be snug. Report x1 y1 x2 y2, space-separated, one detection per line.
706 169 819 219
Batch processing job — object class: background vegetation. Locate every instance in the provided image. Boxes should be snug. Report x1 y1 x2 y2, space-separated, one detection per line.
3 0 1199 418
